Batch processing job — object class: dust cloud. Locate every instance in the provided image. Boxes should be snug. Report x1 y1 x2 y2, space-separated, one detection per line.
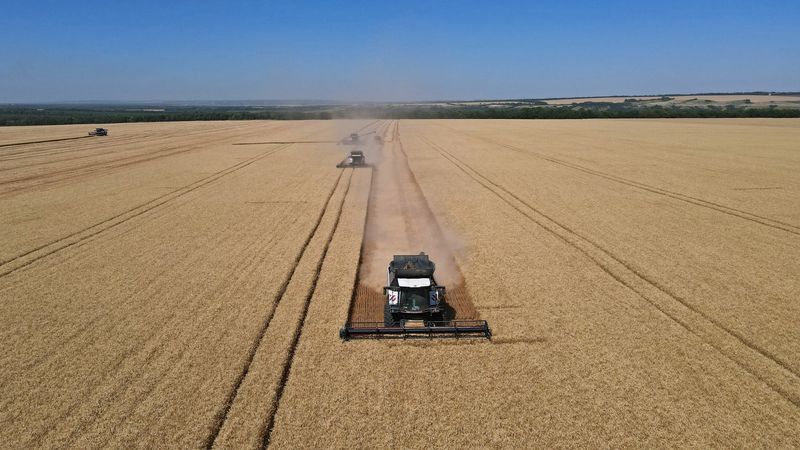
358 121 465 290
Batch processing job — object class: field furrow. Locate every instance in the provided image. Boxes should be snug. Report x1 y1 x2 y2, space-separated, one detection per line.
209 168 353 448
420 134 800 406
408 120 800 375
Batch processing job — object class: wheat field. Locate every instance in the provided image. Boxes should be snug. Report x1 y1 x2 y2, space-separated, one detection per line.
1 118 798 448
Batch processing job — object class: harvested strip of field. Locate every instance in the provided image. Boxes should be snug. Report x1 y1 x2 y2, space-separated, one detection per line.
0 124 102 145
348 122 480 324
0 134 92 148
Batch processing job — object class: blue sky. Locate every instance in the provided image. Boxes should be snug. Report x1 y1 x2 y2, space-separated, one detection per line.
1 0 798 102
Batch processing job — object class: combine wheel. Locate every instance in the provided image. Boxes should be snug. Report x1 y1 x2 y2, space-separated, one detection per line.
384 303 395 326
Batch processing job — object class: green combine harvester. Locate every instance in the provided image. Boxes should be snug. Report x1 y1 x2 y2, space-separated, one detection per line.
340 253 491 340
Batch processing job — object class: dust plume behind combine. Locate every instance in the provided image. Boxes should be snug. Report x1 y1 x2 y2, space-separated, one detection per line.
350 121 478 322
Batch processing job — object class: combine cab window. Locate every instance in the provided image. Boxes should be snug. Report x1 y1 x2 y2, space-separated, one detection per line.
401 288 428 312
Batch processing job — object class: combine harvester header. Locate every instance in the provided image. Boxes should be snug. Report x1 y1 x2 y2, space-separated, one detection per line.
340 319 492 340
340 253 492 340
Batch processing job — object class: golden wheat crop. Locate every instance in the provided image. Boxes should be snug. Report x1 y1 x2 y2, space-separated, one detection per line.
1 118 798 448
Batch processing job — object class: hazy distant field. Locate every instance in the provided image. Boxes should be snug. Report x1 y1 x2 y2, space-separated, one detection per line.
1 119 799 448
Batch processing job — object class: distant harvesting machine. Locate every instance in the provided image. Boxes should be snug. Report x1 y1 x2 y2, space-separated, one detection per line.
340 253 491 340
341 133 361 145
340 130 376 145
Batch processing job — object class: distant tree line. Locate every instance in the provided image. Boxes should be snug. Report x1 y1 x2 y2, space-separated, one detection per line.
0 106 335 126
2 104 798 126
340 106 800 120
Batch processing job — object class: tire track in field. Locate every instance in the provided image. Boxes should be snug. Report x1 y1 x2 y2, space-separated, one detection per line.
420 134 800 407
357 119 382 133
260 170 353 449
443 125 800 235
11 185 314 446
31 204 306 449
0 122 311 267
233 119 382 146
0 135 92 148
205 168 353 449
0 121 257 158
0 143 294 279
0 143 202 189
0 127 170 161
1 198 304 378
0 122 288 195
0 122 271 166
0 124 206 161
0 136 240 194
0 136 137 162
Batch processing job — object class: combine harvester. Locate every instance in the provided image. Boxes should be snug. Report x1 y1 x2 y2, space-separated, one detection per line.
336 150 368 168
340 253 491 340
340 131 376 145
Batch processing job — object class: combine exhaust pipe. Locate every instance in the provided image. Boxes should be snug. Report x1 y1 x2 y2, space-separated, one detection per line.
340 319 492 340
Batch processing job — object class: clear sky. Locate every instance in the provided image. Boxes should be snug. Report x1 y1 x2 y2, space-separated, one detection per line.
1 0 798 102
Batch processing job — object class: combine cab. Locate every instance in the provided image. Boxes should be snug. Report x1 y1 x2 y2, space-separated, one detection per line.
340 253 491 340
383 253 444 323
88 128 108 136
336 150 367 168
